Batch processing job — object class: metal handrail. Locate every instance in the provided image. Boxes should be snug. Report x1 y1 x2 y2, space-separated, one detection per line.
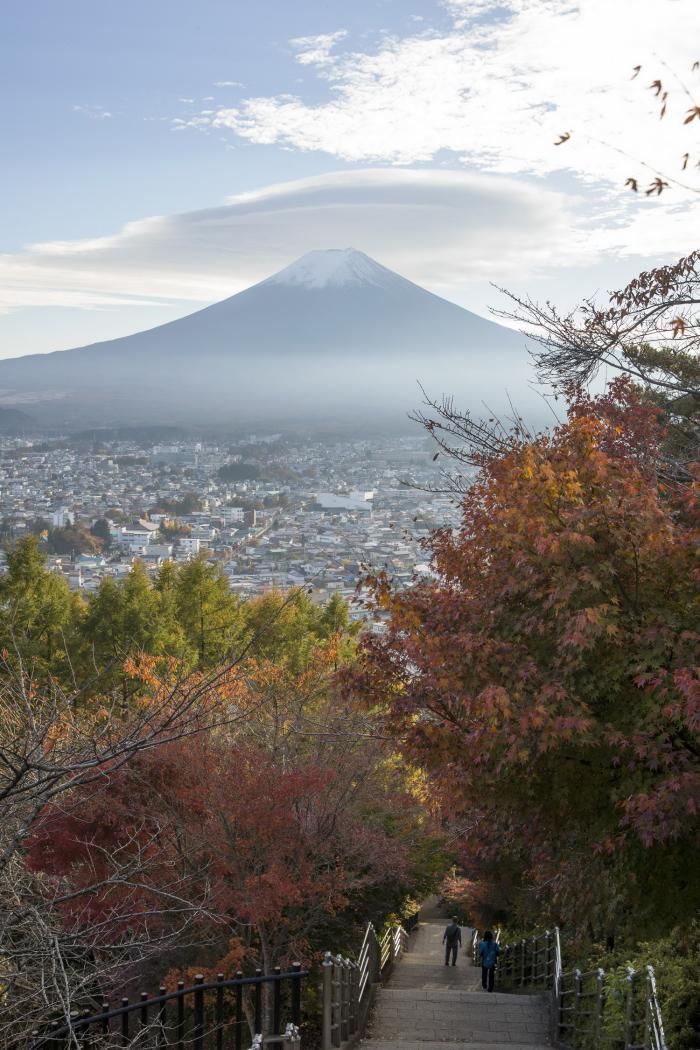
646 967 668 1050
495 927 669 1050
322 915 416 1050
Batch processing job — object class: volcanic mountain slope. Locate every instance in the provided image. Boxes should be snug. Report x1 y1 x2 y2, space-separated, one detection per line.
0 249 532 427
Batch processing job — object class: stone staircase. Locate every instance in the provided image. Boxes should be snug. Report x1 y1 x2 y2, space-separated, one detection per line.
361 917 550 1050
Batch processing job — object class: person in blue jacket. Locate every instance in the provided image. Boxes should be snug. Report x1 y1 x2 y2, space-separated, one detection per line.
478 931 500 992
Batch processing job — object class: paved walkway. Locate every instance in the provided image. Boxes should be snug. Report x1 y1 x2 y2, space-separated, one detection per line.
362 902 550 1050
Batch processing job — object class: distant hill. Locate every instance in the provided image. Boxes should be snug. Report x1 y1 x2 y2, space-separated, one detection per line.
0 249 534 427
0 406 34 432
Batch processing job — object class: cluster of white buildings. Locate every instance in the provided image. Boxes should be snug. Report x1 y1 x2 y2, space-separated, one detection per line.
0 432 460 606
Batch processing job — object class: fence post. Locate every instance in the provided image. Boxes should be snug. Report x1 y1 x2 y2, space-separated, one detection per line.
371 926 381 983
520 940 526 987
254 969 263 1039
333 955 342 1048
348 963 357 1036
283 1023 301 1050
572 969 582 1043
624 968 635 1050
558 974 565 1045
595 968 605 1046
340 959 349 1043
322 952 334 1050
291 963 302 1030
544 931 551 989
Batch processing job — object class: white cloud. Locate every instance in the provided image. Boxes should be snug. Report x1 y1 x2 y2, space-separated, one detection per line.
0 169 585 315
73 104 112 120
204 0 698 203
289 30 348 67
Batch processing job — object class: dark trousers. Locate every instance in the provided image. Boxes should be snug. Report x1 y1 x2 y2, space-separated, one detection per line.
445 942 458 965
482 965 495 991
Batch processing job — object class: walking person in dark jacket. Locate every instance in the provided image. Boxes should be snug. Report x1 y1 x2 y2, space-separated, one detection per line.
478 931 500 991
442 917 462 966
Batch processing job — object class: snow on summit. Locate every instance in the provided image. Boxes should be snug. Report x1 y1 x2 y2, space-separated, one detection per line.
266 248 398 290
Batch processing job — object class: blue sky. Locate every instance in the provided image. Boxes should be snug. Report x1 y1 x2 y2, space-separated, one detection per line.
2 1 357 247
1 0 698 356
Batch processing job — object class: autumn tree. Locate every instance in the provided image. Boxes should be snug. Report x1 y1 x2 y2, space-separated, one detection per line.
350 379 700 938
0 653 243 1047
492 251 700 470
27 637 444 1036
46 524 101 556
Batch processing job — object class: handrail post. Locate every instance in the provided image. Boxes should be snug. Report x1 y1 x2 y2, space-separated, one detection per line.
340 958 349 1043
349 963 358 1036
254 969 263 1038
283 1022 301 1050
291 962 302 1029
595 968 605 1046
573 969 583 1043
333 955 342 1048
371 925 381 982
624 968 635 1050
193 975 205 1050
322 952 333 1050
557 978 565 1045
646 965 668 1050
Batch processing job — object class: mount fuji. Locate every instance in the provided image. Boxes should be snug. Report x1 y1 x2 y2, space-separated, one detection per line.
0 249 533 428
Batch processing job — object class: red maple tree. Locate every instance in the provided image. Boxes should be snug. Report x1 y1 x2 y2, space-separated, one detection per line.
350 379 700 932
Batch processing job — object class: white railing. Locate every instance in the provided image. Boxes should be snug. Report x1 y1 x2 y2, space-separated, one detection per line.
321 920 413 1050
496 928 668 1050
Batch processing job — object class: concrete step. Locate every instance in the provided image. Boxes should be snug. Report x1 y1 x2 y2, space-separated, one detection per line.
368 1023 549 1043
378 989 549 1008
361 1041 550 1050
369 1009 549 1040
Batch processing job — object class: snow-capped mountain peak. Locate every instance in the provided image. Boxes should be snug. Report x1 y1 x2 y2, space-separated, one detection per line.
0 246 530 428
265 248 397 290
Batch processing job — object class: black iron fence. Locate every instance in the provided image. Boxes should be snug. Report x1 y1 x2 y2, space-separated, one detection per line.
28 908 421 1050
31 966 306 1050
489 927 668 1050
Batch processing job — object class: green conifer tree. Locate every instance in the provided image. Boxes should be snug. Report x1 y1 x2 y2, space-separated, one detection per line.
0 536 77 675
174 556 244 666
